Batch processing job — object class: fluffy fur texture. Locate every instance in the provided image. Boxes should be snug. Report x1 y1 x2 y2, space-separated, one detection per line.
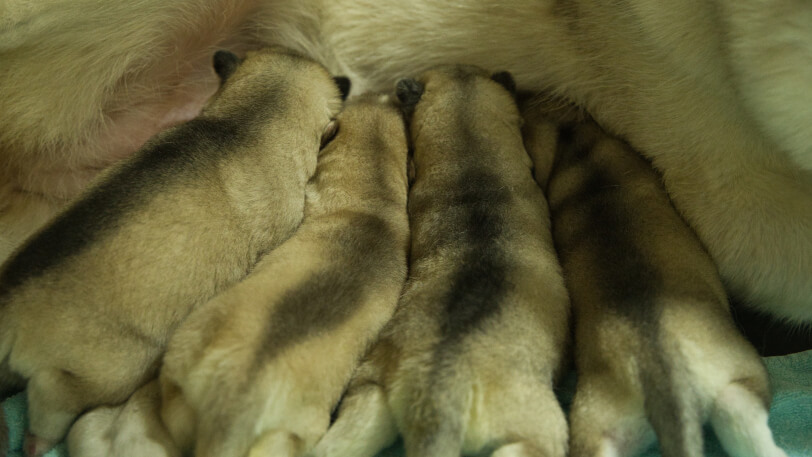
0 0 809 323
0 48 344 456
521 95 786 457
314 66 570 457
157 94 410 457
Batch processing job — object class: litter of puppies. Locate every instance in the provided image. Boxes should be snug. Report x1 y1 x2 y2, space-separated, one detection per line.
0 48 786 457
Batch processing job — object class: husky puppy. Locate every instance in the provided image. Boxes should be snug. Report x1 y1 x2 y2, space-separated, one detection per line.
520 96 786 457
158 94 410 457
0 48 347 456
1 0 810 325
314 66 570 457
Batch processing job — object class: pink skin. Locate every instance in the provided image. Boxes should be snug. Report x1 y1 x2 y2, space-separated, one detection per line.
16 70 218 201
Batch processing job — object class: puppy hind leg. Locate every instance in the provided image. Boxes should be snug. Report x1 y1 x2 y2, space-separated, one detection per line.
246 430 306 457
238 407 332 457
310 383 398 457
569 378 653 457
488 388 568 457
159 379 197 453
642 377 703 457
709 382 787 457
25 369 102 456
67 380 180 457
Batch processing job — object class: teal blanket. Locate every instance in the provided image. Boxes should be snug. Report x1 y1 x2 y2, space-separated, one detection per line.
4 350 811 457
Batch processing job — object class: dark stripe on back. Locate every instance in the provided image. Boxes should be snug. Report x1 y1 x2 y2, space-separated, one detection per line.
256 214 398 363
550 123 661 324
552 122 691 444
0 85 287 299
439 169 513 343
0 118 242 298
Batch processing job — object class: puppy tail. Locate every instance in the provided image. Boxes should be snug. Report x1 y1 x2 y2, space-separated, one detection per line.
641 352 704 457
402 360 472 457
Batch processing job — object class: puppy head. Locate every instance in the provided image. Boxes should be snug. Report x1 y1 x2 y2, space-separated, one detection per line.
322 94 407 159
316 93 411 203
397 65 524 165
399 64 520 125
518 91 593 188
204 47 347 138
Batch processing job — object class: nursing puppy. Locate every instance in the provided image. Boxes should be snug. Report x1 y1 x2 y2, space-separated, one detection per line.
158 94 410 457
521 96 786 457
1 0 810 325
0 48 347 456
314 66 570 457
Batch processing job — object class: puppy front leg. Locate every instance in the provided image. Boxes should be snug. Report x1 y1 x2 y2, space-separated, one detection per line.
311 382 398 457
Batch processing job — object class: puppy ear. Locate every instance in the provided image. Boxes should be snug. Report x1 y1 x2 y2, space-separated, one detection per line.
213 50 240 83
333 76 351 100
320 119 339 148
491 71 516 96
395 78 425 115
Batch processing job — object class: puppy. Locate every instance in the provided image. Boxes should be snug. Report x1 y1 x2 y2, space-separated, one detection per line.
158 94 410 457
314 66 570 457
521 96 787 457
0 47 347 456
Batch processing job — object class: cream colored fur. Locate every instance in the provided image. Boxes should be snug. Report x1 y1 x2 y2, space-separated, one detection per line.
158 95 410 457
314 66 570 457
0 48 343 455
66 381 180 457
522 96 786 457
0 0 809 322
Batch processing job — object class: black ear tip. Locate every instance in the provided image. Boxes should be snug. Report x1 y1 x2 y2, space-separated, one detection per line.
213 50 240 82
491 71 516 95
333 76 351 100
395 78 425 105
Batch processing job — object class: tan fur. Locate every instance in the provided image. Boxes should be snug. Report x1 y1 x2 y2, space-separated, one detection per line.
158 95 410 457
66 380 180 457
0 48 343 455
0 0 810 322
521 95 786 457
314 66 570 457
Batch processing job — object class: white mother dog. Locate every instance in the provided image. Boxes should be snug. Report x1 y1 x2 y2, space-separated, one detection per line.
0 0 810 322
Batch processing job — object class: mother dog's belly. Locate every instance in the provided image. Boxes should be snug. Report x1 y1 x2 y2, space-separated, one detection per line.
0 0 810 323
